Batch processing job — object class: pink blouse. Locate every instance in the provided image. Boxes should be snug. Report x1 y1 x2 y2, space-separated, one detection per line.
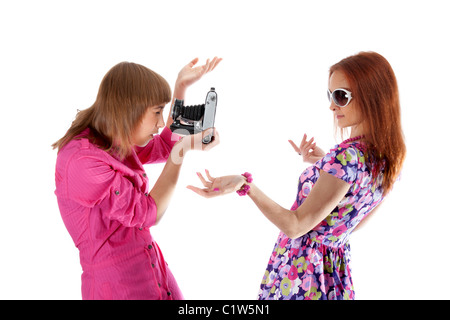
54 127 182 300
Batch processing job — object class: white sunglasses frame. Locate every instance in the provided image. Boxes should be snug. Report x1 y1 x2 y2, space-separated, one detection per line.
327 88 353 107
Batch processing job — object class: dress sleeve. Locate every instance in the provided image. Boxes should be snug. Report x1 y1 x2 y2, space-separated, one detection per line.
66 152 157 229
135 126 181 164
314 144 359 184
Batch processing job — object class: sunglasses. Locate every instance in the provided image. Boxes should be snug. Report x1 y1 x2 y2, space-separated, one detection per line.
327 88 353 107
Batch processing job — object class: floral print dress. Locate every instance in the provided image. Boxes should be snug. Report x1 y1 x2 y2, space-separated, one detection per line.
257 141 385 300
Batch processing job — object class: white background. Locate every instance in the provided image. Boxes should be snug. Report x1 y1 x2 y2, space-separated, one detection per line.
1 0 449 300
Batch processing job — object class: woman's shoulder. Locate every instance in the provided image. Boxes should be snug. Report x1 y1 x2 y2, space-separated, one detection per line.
321 142 365 165
57 129 112 169
313 142 367 184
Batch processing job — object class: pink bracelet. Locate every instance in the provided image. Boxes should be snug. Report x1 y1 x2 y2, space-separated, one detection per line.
236 172 253 196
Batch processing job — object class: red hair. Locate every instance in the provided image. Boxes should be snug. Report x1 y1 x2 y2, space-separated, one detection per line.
330 51 406 195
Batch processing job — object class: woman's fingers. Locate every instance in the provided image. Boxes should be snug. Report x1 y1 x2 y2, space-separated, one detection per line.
205 169 215 181
288 140 300 153
196 172 211 188
304 137 314 150
204 58 212 73
301 134 307 146
202 128 220 151
204 57 221 73
186 185 203 195
186 185 210 197
196 169 217 189
209 57 222 72
290 134 311 154
301 136 315 154
187 57 199 68
201 57 222 74
186 185 220 198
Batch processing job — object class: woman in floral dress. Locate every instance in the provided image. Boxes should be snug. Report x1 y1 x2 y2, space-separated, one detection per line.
188 51 406 300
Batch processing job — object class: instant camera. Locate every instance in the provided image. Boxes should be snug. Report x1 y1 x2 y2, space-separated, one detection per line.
169 87 217 144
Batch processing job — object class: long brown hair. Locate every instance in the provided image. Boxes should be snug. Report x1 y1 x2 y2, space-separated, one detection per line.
330 51 406 195
52 62 171 159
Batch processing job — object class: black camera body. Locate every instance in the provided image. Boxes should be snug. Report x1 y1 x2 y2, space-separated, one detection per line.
169 87 217 144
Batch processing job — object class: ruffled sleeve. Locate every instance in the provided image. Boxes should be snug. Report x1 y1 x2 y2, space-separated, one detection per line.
314 143 360 184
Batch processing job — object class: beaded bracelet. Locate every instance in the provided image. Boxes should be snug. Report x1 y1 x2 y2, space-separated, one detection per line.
236 172 253 196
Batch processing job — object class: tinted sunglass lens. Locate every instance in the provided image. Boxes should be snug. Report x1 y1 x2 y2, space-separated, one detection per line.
333 90 348 107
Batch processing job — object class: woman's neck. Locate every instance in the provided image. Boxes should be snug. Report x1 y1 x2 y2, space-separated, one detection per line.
350 124 365 139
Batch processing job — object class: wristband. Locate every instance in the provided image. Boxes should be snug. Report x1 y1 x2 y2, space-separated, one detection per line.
236 172 253 196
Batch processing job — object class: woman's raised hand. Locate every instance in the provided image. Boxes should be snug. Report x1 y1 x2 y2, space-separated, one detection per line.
288 134 325 164
187 170 246 198
167 57 221 129
175 57 222 91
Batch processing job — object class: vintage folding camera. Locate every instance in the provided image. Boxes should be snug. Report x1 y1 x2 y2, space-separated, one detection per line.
170 87 217 144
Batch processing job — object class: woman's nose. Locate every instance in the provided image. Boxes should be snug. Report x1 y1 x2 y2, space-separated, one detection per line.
158 115 165 128
329 102 337 112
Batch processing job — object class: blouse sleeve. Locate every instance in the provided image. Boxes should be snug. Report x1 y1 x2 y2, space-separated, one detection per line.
315 144 360 184
66 151 157 229
135 126 180 164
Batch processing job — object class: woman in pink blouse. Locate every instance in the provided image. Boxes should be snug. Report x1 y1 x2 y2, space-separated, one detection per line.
52 57 221 300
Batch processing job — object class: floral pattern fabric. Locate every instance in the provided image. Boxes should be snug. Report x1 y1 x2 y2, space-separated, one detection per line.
257 142 385 300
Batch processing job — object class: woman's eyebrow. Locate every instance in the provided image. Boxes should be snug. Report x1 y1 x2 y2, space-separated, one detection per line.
329 87 351 91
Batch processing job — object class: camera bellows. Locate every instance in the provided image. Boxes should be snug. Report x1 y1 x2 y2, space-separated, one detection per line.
181 104 205 121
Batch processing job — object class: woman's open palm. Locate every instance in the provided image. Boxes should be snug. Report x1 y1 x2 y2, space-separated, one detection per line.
186 170 245 198
176 57 222 89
